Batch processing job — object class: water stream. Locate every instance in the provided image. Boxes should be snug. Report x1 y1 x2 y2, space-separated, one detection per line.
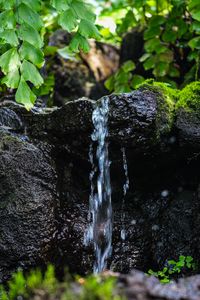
84 97 112 273
120 147 130 241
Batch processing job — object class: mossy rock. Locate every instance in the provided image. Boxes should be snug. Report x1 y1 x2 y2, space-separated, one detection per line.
137 80 176 135
175 82 200 148
176 81 200 114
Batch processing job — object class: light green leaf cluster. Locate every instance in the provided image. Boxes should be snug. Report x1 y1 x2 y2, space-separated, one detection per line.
0 0 99 109
54 0 101 52
105 60 144 93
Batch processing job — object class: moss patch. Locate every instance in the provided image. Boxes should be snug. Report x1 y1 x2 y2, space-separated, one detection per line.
138 80 176 135
176 81 200 113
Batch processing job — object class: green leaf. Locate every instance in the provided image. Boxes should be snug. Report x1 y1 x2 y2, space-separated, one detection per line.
18 0 41 11
188 0 199 10
139 53 151 62
144 38 161 52
19 41 44 67
33 74 55 97
1 69 20 89
115 71 130 84
162 29 177 42
71 0 96 21
0 0 15 10
16 76 36 110
1 68 20 88
191 10 200 22
0 48 20 73
149 15 166 27
69 33 90 52
114 84 131 93
188 36 200 50
78 19 100 39
144 26 161 40
0 29 18 46
158 51 173 63
58 9 78 32
18 23 43 49
21 60 43 87
18 3 43 30
131 75 144 88
0 10 16 29
143 56 155 70
57 46 76 60
191 21 200 34
122 60 135 72
51 0 70 12
105 75 114 92
153 61 169 77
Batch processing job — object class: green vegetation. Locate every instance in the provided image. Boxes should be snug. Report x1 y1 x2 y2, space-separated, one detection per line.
102 0 200 92
0 0 100 109
148 256 196 284
1 0 200 107
176 81 200 112
105 60 144 93
0 266 124 300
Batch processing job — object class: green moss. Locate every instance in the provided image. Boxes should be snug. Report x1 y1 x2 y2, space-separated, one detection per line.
137 80 176 135
137 79 178 101
176 81 200 113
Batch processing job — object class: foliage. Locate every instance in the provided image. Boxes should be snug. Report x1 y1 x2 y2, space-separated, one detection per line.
105 60 144 93
0 266 124 300
102 0 200 92
148 255 196 284
0 0 100 109
176 81 200 112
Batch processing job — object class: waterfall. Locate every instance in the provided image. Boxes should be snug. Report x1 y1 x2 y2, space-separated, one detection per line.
85 97 112 273
120 147 129 241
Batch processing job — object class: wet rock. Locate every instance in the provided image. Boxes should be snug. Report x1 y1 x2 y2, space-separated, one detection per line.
107 86 174 150
0 129 57 281
0 107 23 132
176 108 200 149
0 84 199 280
21 88 174 156
175 82 200 150
120 270 200 300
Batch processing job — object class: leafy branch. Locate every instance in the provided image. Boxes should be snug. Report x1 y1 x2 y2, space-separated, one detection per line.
0 0 100 109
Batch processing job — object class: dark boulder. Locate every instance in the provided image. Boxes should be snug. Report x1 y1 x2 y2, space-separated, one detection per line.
0 129 57 281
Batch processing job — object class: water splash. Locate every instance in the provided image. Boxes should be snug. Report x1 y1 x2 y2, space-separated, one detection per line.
120 147 129 241
85 97 112 273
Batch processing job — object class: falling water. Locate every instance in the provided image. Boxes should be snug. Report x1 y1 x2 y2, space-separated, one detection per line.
120 147 129 241
84 97 112 273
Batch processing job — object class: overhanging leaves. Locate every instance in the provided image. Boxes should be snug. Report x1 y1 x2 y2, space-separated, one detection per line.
16 76 36 110
21 60 44 87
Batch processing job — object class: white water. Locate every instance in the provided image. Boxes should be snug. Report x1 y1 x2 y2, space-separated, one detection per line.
84 97 112 273
120 147 129 241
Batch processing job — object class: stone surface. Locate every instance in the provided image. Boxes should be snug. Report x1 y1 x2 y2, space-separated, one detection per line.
0 88 199 282
0 129 57 281
120 270 200 300
176 108 200 149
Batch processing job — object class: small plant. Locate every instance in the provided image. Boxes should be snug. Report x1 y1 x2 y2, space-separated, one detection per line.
148 255 196 284
105 60 144 93
0 265 124 300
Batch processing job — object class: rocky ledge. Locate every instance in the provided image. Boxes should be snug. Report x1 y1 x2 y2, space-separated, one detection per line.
0 82 199 286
